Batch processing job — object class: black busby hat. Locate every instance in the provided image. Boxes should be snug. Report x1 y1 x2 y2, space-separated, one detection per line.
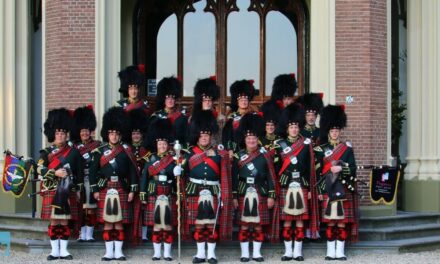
260 99 283 125
230 79 257 112
101 107 131 143
146 118 174 152
271 73 297 101
276 103 306 138
295 93 324 114
234 113 265 148
156 76 182 110
129 108 149 134
187 110 219 146
118 65 145 97
44 108 73 143
319 104 347 143
71 105 97 142
193 76 220 111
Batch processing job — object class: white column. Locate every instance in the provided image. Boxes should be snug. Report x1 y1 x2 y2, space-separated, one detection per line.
405 0 422 180
386 0 392 165
406 0 440 180
95 0 121 133
310 0 336 105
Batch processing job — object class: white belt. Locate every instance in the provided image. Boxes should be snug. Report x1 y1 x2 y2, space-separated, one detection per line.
110 176 119 182
190 178 220 186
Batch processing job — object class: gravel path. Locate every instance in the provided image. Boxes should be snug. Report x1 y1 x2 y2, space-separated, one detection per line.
1 249 440 264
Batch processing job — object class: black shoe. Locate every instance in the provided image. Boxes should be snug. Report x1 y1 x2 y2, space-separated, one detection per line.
47 255 59 261
303 237 310 243
253 257 264 262
336 257 347 261
240 257 250 262
164 257 173 261
281 256 293 261
101 257 112 261
77 239 85 243
152 257 161 261
193 257 206 263
294 256 304 261
86 238 95 242
325 256 335 260
60 255 73 260
114 256 126 261
208 258 217 264
142 239 149 243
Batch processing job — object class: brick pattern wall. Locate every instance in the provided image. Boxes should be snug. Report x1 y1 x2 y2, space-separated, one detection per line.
45 0 95 111
335 0 388 205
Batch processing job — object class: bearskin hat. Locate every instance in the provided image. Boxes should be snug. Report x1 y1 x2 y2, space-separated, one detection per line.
100 107 131 143
260 99 283 125
187 110 219 146
129 108 149 135
234 113 265 149
193 76 220 112
43 108 73 143
156 76 182 110
295 93 324 114
146 118 174 152
276 103 306 138
71 105 97 142
271 73 297 100
230 79 256 112
319 105 347 143
118 65 145 97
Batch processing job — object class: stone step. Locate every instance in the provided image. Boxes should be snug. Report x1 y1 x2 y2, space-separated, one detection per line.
0 213 47 228
0 224 48 241
359 223 440 241
360 211 440 229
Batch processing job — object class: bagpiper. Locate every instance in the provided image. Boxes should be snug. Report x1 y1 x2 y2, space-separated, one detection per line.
232 113 278 262
116 64 152 115
315 105 358 261
273 103 319 261
38 108 83 260
150 76 188 145
295 93 324 146
222 80 257 154
128 108 151 242
271 73 297 109
140 118 178 261
259 99 282 152
89 107 139 261
183 110 233 264
71 106 101 242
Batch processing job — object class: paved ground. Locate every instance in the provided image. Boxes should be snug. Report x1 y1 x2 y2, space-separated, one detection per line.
1 248 440 264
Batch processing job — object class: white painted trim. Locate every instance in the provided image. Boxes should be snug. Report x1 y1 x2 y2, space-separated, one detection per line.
95 0 105 136
41 0 46 147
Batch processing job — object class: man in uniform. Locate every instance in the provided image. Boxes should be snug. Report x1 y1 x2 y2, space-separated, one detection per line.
295 93 324 146
270 73 297 108
314 105 358 261
273 103 319 261
116 64 151 115
259 99 282 152
150 76 188 144
232 113 278 262
182 110 232 264
89 107 139 261
71 106 101 242
38 108 83 260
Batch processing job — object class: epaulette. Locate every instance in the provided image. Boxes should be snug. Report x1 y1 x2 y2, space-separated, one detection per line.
122 143 130 150
346 141 353 148
260 147 267 154
304 138 311 145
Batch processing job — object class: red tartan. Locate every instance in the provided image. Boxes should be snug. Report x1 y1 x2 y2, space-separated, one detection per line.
97 182 133 224
237 193 270 225
41 190 79 220
279 187 309 221
321 192 355 224
185 195 219 225
143 185 178 226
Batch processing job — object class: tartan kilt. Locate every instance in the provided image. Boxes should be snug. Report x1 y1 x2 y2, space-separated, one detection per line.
41 190 79 220
97 181 132 224
185 194 219 225
143 185 178 226
321 192 355 224
279 187 309 221
237 193 270 226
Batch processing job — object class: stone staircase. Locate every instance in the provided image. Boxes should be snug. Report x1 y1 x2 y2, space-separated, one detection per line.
2 211 440 255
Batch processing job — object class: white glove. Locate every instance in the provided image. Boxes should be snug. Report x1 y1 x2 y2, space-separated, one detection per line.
173 165 182 177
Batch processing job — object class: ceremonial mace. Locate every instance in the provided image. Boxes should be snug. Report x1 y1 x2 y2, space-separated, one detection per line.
173 140 182 264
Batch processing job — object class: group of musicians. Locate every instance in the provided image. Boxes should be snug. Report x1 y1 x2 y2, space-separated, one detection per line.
37 65 358 262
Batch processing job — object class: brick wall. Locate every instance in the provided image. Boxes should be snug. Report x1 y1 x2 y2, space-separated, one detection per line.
335 0 388 205
45 0 95 111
